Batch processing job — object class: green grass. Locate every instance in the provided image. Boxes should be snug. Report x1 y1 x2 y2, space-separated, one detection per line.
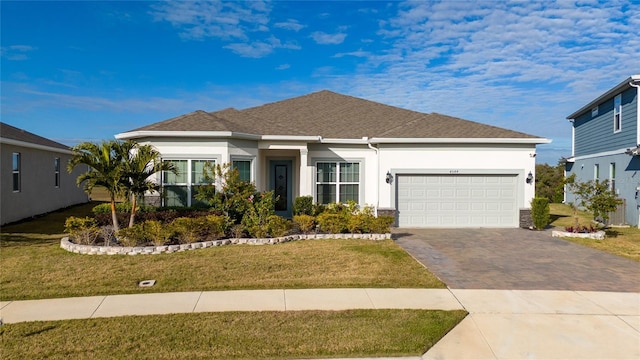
0 310 467 359
550 203 640 262
0 203 444 301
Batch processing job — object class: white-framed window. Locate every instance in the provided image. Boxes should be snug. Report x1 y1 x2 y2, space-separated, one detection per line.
12 152 21 192
54 157 60 188
614 94 622 132
162 159 215 207
315 161 360 204
609 162 616 192
232 159 252 182
594 164 599 180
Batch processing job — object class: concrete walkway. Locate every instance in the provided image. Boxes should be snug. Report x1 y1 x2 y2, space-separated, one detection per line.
1 288 639 359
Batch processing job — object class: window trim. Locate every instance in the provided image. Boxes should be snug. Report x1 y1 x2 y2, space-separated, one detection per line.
161 158 217 207
609 162 616 192
313 159 362 205
12 152 21 192
231 156 255 183
594 164 599 180
54 157 61 188
613 94 622 133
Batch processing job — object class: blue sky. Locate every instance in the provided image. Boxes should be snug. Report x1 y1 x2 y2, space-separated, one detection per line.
2 0 639 165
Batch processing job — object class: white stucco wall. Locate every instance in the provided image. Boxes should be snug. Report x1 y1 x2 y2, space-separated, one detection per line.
377 143 538 210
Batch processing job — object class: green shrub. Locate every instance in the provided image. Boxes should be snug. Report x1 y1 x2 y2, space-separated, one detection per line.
293 196 314 215
317 212 347 234
347 213 370 234
267 215 291 238
531 197 550 230
172 217 205 244
293 214 315 234
116 224 147 247
203 215 232 240
64 216 100 245
144 220 174 246
230 224 245 238
369 216 395 234
242 191 276 238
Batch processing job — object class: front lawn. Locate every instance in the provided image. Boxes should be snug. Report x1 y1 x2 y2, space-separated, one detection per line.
550 203 640 262
0 309 467 359
0 203 444 301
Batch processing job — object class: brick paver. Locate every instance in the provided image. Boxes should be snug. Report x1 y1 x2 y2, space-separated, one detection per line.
394 228 640 292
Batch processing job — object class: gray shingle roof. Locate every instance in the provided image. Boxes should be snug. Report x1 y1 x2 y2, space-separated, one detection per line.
0 122 70 150
126 90 540 139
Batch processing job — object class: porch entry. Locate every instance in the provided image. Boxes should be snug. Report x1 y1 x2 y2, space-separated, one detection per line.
269 160 293 218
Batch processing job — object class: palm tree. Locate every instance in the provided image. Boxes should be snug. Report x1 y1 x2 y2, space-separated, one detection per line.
68 140 126 231
120 143 177 227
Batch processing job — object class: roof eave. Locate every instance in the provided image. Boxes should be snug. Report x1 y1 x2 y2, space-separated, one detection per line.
260 135 322 142
567 75 640 120
0 137 73 154
115 131 261 140
369 137 551 144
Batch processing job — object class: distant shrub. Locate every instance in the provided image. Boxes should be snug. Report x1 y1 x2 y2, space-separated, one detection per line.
92 203 155 214
369 216 395 234
531 197 550 230
202 215 232 240
293 215 315 234
172 217 205 244
64 216 100 245
144 220 174 246
317 212 347 234
117 224 147 247
267 215 291 238
293 196 314 216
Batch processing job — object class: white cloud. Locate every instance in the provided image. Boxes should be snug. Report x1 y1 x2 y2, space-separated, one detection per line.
274 19 305 31
311 31 347 45
276 64 291 70
0 45 36 61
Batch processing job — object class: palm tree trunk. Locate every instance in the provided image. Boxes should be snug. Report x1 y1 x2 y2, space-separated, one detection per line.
110 197 120 231
129 194 137 228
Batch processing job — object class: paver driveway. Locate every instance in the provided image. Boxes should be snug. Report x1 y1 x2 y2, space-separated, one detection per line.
393 228 640 292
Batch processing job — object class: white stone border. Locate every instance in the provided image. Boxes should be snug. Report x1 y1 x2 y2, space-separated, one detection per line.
60 233 392 255
551 230 606 240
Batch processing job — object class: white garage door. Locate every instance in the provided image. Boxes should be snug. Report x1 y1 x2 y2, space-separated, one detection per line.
397 174 518 228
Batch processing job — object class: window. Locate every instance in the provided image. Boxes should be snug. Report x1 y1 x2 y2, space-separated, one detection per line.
54 158 60 188
591 106 598 117
594 164 599 180
232 160 252 182
316 161 360 204
614 94 622 132
610 162 616 192
12 152 21 192
162 159 215 207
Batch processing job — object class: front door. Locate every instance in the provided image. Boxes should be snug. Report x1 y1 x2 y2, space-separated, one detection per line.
269 160 293 218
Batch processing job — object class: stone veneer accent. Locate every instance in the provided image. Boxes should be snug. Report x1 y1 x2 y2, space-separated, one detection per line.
519 209 533 229
60 233 392 255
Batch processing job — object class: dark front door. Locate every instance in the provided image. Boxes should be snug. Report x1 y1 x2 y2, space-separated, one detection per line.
269 160 293 218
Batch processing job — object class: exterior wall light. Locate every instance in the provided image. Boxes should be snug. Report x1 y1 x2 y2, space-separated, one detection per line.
526 171 534 184
386 171 393 184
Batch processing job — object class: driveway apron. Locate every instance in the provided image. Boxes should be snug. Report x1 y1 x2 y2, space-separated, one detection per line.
393 228 640 292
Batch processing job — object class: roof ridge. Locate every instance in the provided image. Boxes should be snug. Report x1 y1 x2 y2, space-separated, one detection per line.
1 122 70 149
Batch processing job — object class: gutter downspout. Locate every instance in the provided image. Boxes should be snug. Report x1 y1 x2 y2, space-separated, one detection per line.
628 79 640 227
367 139 379 217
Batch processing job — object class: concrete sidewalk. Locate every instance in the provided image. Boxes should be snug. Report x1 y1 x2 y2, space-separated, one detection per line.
1 289 639 359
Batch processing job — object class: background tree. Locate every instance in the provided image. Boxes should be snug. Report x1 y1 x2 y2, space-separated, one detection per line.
68 141 126 230
120 142 177 228
565 174 623 227
535 163 565 203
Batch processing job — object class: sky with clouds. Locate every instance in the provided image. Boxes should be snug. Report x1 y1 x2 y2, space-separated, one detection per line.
2 0 639 165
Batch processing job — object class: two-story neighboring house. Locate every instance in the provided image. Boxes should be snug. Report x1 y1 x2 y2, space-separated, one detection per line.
564 75 640 226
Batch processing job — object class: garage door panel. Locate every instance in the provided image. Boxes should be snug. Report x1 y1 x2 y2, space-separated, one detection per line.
398 174 518 228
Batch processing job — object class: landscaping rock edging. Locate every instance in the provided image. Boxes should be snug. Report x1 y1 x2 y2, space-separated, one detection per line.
551 230 606 240
60 233 393 255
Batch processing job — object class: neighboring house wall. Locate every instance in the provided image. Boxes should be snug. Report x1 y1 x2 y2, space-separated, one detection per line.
565 153 640 226
1 143 88 225
574 87 638 156
566 77 640 226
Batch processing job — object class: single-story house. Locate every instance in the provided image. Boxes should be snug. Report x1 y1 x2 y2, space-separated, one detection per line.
116 90 549 228
1 122 89 225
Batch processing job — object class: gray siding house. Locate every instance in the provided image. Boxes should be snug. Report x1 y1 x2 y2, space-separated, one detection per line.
564 75 640 226
1 122 88 225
